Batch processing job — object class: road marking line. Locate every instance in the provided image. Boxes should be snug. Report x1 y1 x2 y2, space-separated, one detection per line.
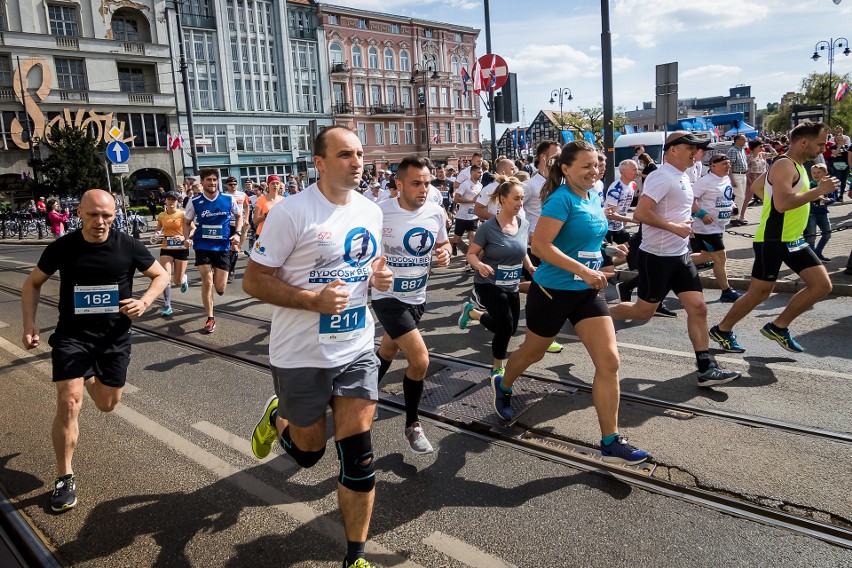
113 405 420 567
423 531 517 568
192 420 296 474
556 333 851 380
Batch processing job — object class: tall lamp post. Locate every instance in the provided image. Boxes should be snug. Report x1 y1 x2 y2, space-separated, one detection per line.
411 61 439 161
549 87 573 132
811 37 850 127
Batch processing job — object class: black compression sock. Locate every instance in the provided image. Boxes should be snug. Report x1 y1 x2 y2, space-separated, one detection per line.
403 376 424 428
376 352 392 382
696 351 712 372
345 541 366 565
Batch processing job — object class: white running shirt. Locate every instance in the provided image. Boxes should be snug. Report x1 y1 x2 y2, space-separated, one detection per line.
691 173 734 235
250 184 382 368
476 181 526 219
454 180 482 221
523 172 546 235
639 162 693 256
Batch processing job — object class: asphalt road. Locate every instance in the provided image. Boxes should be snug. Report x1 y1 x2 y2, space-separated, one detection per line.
0 242 850 567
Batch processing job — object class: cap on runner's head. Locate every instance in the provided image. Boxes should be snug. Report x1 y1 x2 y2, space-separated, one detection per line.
267 175 282 184
664 130 711 151
164 191 180 200
225 176 238 184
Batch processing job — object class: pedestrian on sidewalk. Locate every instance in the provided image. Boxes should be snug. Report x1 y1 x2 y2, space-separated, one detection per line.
804 164 834 262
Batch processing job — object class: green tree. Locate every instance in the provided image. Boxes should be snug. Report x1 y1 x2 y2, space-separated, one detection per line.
29 125 120 197
768 72 852 133
558 106 630 147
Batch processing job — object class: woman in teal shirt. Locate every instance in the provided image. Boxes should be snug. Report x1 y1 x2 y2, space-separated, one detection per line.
491 140 648 465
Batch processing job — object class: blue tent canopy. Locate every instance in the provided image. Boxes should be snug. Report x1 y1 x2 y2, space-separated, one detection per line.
725 123 758 139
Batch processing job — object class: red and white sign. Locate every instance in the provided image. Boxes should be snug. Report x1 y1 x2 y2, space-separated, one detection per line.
476 54 508 92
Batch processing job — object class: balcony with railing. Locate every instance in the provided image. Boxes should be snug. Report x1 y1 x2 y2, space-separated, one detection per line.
180 11 216 30
333 102 354 114
0 88 15 101
55 36 79 49
121 42 146 55
288 26 317 40
370 104 405 115
330 61 350 74
58 90 89 102
46 89 174 108
0 30 169 59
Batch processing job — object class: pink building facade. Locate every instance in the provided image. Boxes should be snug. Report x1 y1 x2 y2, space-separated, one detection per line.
318 4 481 173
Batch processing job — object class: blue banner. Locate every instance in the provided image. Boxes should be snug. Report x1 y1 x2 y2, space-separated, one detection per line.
561 130 575 143
518 129 527 149
582 131 596 144
624 124 635 134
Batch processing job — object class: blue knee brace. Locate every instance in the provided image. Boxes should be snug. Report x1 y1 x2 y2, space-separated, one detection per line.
336 431 375 492
280 427 325 468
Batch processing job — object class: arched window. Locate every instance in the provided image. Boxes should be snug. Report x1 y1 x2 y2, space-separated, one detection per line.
368 46 379 69
351 45 363 67
384 48 394 70
111 7 151 43
422 53 437 70
461 57 469 72
451 55 459 75
399 49 410 72
329 43 343 64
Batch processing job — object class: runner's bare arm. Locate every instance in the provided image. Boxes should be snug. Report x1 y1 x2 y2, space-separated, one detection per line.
242 259 348 314
769 159 838 212
21 267 51 349
120 261 169 319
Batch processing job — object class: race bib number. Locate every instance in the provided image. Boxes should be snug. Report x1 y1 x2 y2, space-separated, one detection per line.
786 238 808 253
201 225 225 239
495 263 522 288
717 207 732 220
73 284 119 314
392 268 429 298
318 296 367 343
163 236 184 250
574 250 603 281
440 190 449 199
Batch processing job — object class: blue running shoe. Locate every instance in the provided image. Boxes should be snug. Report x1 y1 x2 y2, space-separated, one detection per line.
760 322 804 353
709 325 745 353
180 276 189 294
719 288 742 303
600 436 649 465
458 302 474 330
697 363 741 387
161 306 173 317
490 375 514 421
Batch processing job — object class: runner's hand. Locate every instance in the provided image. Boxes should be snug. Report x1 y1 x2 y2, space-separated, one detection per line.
370 256 393 291
817 176 840 197
476 263 494 278
119 298 149 319
22 326 39 349
701 215 714 225
184 238 193 249
580 268 608 291
434 247 451 267
670 221 693 239
315 279 350 315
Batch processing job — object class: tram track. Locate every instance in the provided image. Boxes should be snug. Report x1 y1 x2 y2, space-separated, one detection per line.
0 279 851 550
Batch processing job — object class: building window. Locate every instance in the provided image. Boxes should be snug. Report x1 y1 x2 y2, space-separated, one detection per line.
357 123 367 145
440 88 448 108
183 29 220 110
368 47 379 69
401 87 411 109
351 46 363 68
370 85 381 106
234 79 243 110
386 86 397 105
354 84 366 107
384 48 394 71
389 123 399 145
465 123 473 143
357 18 367 29
454 33 462 42
420 124 426 143
374 123 385 145
193 124 228 154
113 112 168 148
112 17 140 42
0 6 6 32
456 123 462 145
117 66 148 92
424 28 433 38
451 56 459 76
399 50 410 72
234 125 290 153
0 56 11 87
333 83 345 104
454 90 461 109
328 14 339 25
55 58 86 91
48 4 79 37
390 23 399 34
404 122 414 145
445 122 452 144
429 86 438 107
329 43 343 64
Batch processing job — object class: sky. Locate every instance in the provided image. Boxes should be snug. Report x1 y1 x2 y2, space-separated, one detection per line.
333 0 852 137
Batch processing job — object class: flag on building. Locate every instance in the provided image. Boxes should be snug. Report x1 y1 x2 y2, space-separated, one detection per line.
461 67 470 96
472 61 482 95
836 82 850 102
518 129 527 150
167 133 184 151
511 128 517 150
431 133 439 144
488 55 497 92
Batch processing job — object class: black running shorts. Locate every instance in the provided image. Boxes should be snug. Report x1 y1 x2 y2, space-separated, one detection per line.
194 249 230 271
690 233 726 253
525 284 610 338
751 240 821 282
636 250 702 304
454 218 478 236
160 248 189 261
371 297 425 340
49 332 132 388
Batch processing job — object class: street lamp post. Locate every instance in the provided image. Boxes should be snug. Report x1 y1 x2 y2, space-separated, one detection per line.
811 37 850 127
411 61 440 162
549 87 573 133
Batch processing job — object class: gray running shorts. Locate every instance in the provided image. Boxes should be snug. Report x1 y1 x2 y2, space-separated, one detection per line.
270 349 378 428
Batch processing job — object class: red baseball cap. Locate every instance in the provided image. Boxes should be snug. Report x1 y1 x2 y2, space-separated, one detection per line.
267 175 282 184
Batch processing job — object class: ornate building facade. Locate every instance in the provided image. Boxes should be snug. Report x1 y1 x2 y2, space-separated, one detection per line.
318 3 481 172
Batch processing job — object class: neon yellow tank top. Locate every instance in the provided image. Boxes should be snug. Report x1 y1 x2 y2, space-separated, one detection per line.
754 156 810 243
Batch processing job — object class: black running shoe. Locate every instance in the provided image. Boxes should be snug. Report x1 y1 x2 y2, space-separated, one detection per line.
654 303 677 318
51 474 77 513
